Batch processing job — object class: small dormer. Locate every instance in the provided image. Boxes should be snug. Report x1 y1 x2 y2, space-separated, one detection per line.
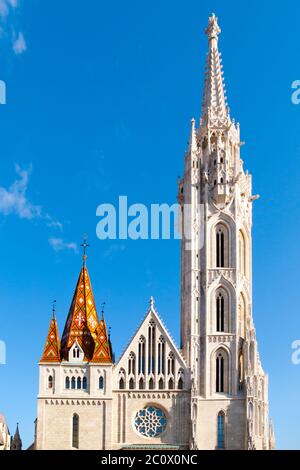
69 340 84 363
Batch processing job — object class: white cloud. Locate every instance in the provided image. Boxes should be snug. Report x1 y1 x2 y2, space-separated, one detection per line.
0 0 17 19
45 214 63 232
0 165 41 219
12 31 26 55
49 238 78 253
0 165 63 229
0 1 26 55
103 243 126 258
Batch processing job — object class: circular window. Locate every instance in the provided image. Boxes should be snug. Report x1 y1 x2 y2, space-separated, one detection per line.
134 406 167 437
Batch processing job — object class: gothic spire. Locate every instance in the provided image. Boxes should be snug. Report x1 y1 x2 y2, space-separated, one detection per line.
201 13 229 126
60 263 99 361
11 423 22 450
40 310 61 363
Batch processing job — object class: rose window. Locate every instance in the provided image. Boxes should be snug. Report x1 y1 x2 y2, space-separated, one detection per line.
134 406 167 437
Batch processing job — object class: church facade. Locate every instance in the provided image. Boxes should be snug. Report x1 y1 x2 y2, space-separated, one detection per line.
35 14 275 450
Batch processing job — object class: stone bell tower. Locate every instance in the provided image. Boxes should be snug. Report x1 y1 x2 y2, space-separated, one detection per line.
178 13 274 450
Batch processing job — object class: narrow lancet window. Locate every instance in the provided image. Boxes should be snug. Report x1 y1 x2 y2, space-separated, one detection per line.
217 412 225 449
72 414 79 449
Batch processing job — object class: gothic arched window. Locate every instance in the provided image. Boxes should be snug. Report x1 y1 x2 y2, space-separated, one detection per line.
216 352 225 393
128 352 136 375
138 377 144 390
119 377 125 390
71 377 76 390
99 376 104 390
168 378 174 390
138 336 146 375
77 377 82 389
149 377 154 390
82 377 87 390
217 411 225 449
215 224 229 267
178 377 184 390
129 378 135 390
148 320 156 374
177 368 184 390
48 375 53 389
158 336 165 374
216 292 225 332
158 378 164 390
65 376 70 389
73 344 80 359
72 414 79 449
167 352 175 376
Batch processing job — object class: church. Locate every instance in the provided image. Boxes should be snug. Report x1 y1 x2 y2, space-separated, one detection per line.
34 14 275 450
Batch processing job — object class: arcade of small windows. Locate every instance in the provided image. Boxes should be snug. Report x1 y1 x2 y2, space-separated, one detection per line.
118 373 184 391
65 376 87 390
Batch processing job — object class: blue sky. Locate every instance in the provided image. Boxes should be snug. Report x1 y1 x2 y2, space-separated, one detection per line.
0 0 300 449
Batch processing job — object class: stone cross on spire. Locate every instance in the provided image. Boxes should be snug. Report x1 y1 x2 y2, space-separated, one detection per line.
201 13 230 127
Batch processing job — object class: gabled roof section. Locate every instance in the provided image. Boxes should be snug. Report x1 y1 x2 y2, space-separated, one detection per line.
115 297 187 368
60 265 99 361
90 317 113 363
40 316 61 363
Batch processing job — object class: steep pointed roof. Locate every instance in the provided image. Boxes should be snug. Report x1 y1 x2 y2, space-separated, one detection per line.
11 424 22 450
60 265 99 361
201 13 230 126
40 315 61 363
90 316 113 363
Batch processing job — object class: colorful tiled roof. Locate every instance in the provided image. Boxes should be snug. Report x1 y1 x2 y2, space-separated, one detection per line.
60 265 99 361
90 317 112 363
40 316 61 363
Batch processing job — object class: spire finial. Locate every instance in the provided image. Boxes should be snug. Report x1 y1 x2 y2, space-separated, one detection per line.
149 296 155 310
52 300 56 320
80 234 90 266
101 302 106 320
205 12 221 43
